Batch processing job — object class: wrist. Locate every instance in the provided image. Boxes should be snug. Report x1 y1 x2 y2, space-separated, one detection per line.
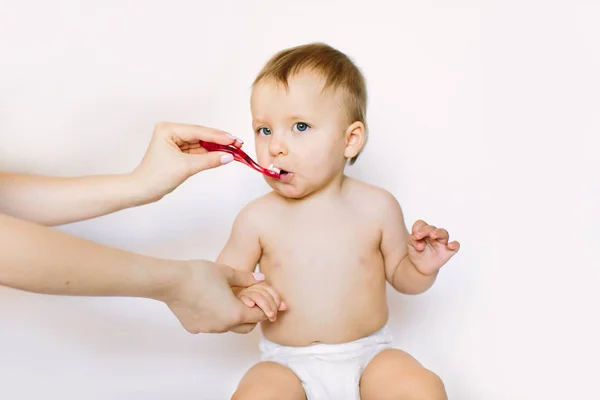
391 255 438 295
402 256 438 277
124 171 165 206
135 256 188 302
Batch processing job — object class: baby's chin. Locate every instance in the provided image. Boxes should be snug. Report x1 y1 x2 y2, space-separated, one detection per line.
266 179 312 200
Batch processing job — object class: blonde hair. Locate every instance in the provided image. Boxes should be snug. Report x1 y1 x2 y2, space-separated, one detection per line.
253 43 367 164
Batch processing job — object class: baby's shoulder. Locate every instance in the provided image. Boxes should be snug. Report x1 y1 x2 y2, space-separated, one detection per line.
233 191 282 228
346 178 401 207
345 178 404 219
241 191 283 212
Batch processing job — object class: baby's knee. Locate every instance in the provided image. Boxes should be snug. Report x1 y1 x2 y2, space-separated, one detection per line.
232 361 305 400
231 388 261 400
396 368 447 400
231 387 299 400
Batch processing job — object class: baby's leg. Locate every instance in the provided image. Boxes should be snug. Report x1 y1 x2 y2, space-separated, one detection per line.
359 349 447 400
231 361 306 400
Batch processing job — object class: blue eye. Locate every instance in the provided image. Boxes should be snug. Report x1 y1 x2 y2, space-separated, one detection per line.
257 127 272 136
294 122 309 132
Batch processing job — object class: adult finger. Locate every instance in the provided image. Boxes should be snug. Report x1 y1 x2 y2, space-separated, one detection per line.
231 323 258 334
236 301 270 325
224 267 265 288
185 152 235 174
154 121 242 146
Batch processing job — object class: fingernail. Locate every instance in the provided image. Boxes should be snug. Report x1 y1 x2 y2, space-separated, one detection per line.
253 272 265 281
220 154 234 164
236 136 244 143
225 133 236 139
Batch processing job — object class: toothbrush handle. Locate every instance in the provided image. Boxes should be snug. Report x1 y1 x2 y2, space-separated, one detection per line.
198 140 280 179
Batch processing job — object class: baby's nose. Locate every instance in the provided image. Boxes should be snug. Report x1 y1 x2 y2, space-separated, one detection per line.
268 135 288 156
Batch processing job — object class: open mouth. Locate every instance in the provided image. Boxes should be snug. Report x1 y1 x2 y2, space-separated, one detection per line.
267 164 281 174
268 164 293 182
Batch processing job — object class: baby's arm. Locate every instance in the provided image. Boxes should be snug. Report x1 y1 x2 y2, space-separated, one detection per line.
379 192 439 295
217 204 262 274
217 202 284 327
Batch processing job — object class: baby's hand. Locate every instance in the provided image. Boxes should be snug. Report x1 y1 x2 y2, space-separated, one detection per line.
408 219 460 275
236 282 287 322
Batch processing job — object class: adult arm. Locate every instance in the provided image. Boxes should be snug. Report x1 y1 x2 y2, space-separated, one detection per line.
0 212 268 334
0 122 242 226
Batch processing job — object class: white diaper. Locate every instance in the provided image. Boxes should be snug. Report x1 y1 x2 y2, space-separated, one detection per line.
259 324 393 400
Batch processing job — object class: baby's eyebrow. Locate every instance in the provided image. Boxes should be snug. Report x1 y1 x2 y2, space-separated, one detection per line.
285 114 310 121
252 115 311 126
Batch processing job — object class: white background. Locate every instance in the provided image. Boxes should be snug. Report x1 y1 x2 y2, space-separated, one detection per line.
1 0 598 399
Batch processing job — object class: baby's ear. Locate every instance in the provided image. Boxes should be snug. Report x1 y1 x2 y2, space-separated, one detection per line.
343 121 366 160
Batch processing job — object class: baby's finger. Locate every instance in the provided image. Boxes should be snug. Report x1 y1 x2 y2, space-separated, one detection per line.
239 294 255 308
408 234 426 251
430 228 449 244
411 219 428 235
248 291 276 321
257 287 279 320
414 224 437 240
448 241 460 252
261 285 282 310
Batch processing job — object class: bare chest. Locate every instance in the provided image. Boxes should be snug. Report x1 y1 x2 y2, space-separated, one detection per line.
259 211 382 277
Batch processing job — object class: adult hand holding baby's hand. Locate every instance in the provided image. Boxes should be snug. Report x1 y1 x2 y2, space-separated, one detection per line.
408 219 460 275
156 260 272 334
229 282 287 334
237 282 287 322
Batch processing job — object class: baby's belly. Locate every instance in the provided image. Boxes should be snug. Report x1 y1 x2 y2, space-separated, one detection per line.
259 258 389 346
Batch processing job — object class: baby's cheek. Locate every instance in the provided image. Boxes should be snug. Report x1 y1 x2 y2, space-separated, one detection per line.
254 144 270 164
313 161 338 181
256 154 269 168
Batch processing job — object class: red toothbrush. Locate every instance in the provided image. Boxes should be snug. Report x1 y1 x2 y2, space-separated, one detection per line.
199 140 281 179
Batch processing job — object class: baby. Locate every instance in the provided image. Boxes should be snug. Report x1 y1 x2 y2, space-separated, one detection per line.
217 43 460 400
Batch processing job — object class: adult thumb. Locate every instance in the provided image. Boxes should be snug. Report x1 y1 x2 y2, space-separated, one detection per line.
227 269 265 288
187 152 234 174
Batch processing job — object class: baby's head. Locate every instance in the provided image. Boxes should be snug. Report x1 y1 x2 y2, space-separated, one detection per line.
251 43 368 199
